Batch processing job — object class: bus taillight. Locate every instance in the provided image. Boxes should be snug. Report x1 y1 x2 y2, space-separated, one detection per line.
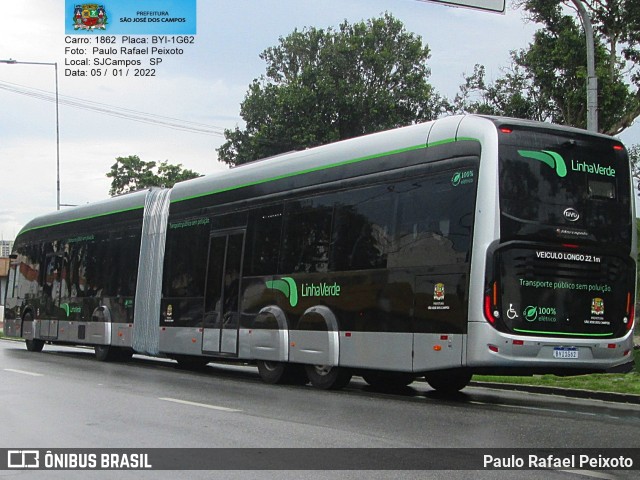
484 295 496 326
484 295 496 324
625 292 635 332
484 282 498 325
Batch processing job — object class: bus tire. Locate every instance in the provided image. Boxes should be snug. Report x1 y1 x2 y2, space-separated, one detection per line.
257 360 308 385
362 372 415 389
116 348 134 362
174 355 210 370
94 344 117 362
25 339 45 352
305 365 352 390
425 370 472 393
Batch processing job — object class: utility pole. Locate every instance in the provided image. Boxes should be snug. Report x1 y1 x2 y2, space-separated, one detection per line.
0 59 61 209
571 0 598 132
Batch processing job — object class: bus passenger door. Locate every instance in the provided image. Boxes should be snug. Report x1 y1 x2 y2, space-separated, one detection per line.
202 230 244 356
40 253 63 340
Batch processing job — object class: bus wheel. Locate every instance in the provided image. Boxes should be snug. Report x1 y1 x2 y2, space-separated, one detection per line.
25 339 45 352
257 361 308 385
174 355 210 370
305 365 352 390
425 370 472 393
116 348 134 362
94 344 117 362
362 372 415 389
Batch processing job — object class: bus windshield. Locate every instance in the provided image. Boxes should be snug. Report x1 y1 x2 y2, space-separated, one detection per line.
498 128 632 246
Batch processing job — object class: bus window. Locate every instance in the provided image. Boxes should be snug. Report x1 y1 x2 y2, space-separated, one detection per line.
331 185 391 271
280 198 333 274
164 220 209 298
245 205 283 276
499 130 631 246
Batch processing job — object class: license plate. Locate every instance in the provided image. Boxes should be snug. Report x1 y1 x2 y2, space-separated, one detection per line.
553 347 578 359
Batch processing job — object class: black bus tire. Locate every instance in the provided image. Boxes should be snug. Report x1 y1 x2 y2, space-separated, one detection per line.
305 365 352 390
116 348 134 362
95 344 116 362
257 361 308 385
174 355 210 370
425 370 472 393
25 339 45 352
22 313 44 352
362 372 415 389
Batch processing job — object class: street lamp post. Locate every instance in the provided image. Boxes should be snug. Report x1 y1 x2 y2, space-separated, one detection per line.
0 58 61 210
571 0 598 133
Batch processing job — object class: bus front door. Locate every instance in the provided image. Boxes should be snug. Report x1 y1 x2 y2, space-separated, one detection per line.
40 253 64 340
202 230 244 356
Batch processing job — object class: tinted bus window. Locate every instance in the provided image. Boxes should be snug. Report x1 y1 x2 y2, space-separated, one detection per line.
279 169 478 274
499 129 631 246
281 198 333 274
245 206 283 276
164 219 210 297
331 185 391 271
389 173 475 268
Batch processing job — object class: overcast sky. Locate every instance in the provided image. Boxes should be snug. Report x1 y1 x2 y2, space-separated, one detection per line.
1 0 638 239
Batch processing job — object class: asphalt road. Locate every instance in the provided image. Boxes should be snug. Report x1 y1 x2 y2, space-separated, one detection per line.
1 339 639 480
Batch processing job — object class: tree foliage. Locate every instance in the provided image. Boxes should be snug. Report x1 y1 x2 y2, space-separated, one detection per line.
629 144 640 188
456 0 640 135
218 13 448 166
106 155 200 196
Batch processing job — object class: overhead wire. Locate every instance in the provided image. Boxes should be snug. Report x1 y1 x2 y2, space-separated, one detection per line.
0 79 229 136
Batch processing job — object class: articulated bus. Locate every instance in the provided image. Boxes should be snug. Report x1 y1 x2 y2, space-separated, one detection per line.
3 115 636 392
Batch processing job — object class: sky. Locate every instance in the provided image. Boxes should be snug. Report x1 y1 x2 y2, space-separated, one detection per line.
1 0 639 240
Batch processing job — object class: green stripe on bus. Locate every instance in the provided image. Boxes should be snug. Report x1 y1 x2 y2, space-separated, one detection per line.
173 137 479 204
19 205 144 235
172 143 429 204
513 328 614 337
18 136 479 235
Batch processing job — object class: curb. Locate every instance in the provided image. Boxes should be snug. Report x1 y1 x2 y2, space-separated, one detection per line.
470 380 640 405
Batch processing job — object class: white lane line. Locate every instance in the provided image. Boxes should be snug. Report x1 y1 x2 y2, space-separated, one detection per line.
159 397 242 413
4 368 44 377
469 400 569 415
559 470 618 480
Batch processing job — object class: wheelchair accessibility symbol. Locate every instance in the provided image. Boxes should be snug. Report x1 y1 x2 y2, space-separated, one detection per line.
507 304 518 320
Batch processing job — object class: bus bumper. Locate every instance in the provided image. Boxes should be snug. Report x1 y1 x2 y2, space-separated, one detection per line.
466 321 635 375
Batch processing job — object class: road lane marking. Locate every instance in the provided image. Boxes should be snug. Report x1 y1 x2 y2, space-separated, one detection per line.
159 397 242 412
469 400 626 421
560 470 617 480
469 400 569 415
4 368 44 377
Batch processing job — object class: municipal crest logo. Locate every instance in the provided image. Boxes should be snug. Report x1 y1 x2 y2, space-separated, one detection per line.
591 297 604 316
73 4 108 31
434 283 445 301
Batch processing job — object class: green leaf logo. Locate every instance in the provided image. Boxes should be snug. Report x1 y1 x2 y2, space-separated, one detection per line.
265 277 298 307
524 306 538 322
518 150 567 178
451 172 461 186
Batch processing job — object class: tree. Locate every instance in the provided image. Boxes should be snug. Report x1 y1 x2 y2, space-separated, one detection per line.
629 144 640 188
106 155 200 196
456 0 640 135
218 13 448 166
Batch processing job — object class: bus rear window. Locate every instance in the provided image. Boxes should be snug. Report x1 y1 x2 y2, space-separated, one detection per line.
498 128 631 246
